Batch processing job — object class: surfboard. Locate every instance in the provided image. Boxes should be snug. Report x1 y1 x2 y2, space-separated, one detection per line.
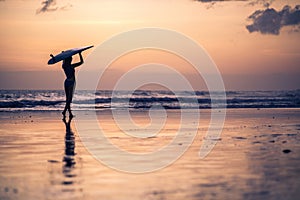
47 45 94 65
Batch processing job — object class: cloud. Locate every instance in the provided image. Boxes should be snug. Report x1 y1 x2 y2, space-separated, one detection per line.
36 0 73 14
246 5 300 35
195 0 274 7
195 0 273 9
195 0 245 2
60 3 73 11
194 0 247 5
195 0 272 3
195 0 249 9
247 0 274 8
36 0 58 14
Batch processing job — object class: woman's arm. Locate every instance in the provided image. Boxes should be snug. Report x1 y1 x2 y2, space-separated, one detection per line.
72 52 84 68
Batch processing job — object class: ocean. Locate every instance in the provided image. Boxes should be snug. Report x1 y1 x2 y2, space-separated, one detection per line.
0 90 299 111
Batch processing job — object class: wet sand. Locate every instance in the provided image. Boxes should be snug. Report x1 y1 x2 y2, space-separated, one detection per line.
0 108 300 200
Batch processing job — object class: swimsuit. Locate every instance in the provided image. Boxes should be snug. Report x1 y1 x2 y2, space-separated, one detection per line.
64 78 75 88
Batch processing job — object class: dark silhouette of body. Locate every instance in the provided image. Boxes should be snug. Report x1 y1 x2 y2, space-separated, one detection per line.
62 117 76 170
62 52 84 118
62 117 79 187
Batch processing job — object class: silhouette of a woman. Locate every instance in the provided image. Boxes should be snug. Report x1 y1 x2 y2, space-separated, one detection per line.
62 52 84 118
62 117 76 171
62 117 77 186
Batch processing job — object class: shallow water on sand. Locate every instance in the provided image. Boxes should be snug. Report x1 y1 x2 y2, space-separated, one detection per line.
0 109 300 200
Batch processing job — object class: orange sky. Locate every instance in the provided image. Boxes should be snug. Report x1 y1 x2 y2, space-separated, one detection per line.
0 0 299 90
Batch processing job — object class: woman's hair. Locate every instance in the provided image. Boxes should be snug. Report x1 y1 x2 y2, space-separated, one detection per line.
63 56 72 67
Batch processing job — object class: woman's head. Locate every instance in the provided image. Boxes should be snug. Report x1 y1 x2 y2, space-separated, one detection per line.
63 56 72 65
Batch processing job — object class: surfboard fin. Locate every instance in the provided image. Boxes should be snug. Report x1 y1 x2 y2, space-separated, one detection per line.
50 54 54 58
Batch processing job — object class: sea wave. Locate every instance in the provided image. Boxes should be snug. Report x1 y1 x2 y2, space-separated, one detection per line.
0 90 299 111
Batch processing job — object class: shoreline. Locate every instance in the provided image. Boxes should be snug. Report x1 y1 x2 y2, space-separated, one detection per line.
0 106 300 112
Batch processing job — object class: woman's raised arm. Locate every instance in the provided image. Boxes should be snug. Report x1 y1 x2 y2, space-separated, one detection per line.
72 52 84 68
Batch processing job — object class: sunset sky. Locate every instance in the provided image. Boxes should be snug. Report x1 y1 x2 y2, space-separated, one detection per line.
0 0 299 90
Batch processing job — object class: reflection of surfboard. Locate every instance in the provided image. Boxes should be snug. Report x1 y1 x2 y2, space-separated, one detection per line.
48 45 94 65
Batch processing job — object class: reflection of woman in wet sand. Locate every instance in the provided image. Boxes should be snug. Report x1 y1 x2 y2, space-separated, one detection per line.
62 53 84 119
62 117 76 177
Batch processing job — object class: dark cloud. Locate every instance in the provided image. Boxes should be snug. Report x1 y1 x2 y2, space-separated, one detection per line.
36 0 58 14
246 5 300 35
36 0 73 14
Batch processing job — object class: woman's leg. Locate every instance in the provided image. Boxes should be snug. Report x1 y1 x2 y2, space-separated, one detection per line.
69 81 76 117
62 84 69 117
67 85 74 117
63 80 75 118
63 80 72 117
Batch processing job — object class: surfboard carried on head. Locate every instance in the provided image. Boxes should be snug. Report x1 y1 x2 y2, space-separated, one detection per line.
48 45 94 65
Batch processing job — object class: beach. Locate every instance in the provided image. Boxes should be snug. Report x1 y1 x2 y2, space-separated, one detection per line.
0 108 299 200
1 0 300 199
